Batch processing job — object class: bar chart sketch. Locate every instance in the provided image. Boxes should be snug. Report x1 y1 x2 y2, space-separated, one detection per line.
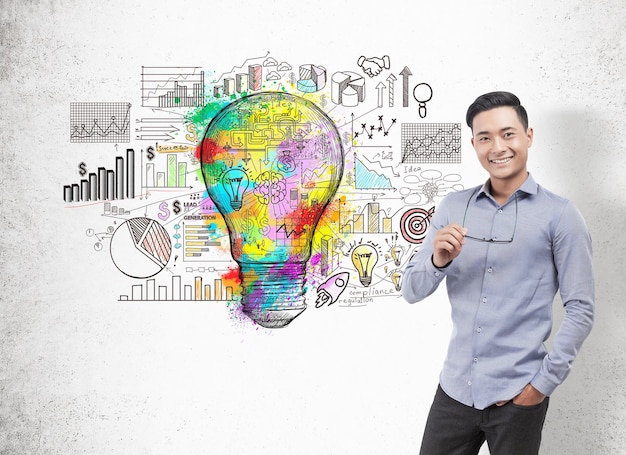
212 64 262 97
63 148 135 203
401 123 462 164
339 201 393 234
118 274 234 302
184 222 222 261
141 66 205 108
70 102 131 143
143 153 189 189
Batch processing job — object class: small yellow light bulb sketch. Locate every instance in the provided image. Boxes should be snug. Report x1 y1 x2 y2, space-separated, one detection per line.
390 269 403 292
351 244 379 287
390 245 405 266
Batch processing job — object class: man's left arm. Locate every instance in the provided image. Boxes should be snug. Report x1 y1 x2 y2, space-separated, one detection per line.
530 201 595 397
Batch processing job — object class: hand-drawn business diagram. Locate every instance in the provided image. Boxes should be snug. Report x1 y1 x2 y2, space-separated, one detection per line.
62 53 465 328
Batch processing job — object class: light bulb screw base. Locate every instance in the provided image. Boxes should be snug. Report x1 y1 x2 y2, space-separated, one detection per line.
239 261 308 329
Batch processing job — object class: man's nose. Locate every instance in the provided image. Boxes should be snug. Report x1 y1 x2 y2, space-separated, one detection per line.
492 136 506 151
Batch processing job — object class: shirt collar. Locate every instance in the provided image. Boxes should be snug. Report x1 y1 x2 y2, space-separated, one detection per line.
477 173 538 200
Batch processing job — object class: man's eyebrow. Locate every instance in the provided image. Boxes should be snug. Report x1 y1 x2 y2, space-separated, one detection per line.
475 126 517 136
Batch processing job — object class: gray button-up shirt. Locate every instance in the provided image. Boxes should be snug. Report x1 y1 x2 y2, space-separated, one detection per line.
402 174 595 410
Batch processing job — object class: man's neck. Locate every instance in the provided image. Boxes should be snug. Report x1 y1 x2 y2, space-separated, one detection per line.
489 172 529 205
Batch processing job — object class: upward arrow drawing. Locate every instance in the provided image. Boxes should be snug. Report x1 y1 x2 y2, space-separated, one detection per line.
399 66 412 107
386 73 397 107
376 82 386 108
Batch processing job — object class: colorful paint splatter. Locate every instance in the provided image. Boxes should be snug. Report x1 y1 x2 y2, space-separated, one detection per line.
195 92 344 328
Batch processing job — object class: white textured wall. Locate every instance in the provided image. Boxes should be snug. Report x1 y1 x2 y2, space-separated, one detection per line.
1 1 624 454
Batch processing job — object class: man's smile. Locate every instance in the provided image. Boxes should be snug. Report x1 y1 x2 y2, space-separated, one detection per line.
490 156 513 164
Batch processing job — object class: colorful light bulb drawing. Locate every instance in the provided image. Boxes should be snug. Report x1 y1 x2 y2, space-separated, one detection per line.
351 243 379 287
221 168 249 211
199 92 344 328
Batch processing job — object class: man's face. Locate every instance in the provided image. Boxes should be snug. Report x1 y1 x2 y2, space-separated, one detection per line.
471 106 533 186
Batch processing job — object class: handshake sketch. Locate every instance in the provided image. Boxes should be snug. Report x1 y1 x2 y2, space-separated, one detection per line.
357 54 391 77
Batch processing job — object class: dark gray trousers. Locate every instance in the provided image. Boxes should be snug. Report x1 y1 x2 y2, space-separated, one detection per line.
419 385 549 455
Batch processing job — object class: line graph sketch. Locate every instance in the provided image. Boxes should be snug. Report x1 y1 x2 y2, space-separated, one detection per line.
401 123 461 164
70 102 131 143
141 66 205 108
354 115 396 139
355 157 394 190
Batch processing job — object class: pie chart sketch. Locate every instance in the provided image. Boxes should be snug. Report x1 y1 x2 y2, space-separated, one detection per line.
331 71 365 107
110 217 172 278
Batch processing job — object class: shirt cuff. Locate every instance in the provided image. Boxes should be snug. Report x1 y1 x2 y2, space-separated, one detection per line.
428 255 450 278
431 254 452 270
530 373 558 397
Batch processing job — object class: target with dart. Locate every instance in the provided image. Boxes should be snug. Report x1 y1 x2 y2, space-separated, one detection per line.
400 206 435 244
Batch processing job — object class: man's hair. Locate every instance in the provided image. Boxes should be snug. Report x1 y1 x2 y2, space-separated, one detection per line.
466 91 529 131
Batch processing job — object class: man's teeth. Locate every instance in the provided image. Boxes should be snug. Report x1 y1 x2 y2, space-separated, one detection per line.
491 157 512 164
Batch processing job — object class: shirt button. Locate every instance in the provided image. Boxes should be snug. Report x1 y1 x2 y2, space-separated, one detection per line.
498 209 503 213
477 327 482 333
435 271 441 277
468 381 472 386
482 297 487 303
487 268 493 273
473 357 478 363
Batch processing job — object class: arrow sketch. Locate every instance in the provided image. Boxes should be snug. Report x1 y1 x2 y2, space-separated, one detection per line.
386 73 397 107
376 82 386 108
399 66 412 107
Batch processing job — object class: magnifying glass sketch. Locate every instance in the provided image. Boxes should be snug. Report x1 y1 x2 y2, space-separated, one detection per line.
413 83 433 118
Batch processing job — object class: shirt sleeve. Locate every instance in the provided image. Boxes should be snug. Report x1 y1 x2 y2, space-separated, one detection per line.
531 201 595 396
401 197 450 304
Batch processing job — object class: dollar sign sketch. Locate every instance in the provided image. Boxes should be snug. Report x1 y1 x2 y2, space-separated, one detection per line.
320 94 327 108
259 215 271 235
242 210 254 235
185 123 197 143
146 146 155 161
172 200 181 215
158 202 170 221
78 162 87 176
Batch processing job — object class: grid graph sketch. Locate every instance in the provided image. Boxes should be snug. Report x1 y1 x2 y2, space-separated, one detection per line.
401 123 461 164
141 66 205 108
70 102 131 143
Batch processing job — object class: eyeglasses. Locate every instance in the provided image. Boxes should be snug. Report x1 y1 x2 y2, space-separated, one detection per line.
461 189 518 244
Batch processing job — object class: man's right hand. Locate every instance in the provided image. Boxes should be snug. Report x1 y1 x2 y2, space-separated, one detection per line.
432 224 467 268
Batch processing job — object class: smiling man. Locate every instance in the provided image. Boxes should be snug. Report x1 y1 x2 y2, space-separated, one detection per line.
402 91 595 455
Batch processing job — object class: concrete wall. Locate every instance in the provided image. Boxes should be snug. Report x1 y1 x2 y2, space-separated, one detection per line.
1 1 624 453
